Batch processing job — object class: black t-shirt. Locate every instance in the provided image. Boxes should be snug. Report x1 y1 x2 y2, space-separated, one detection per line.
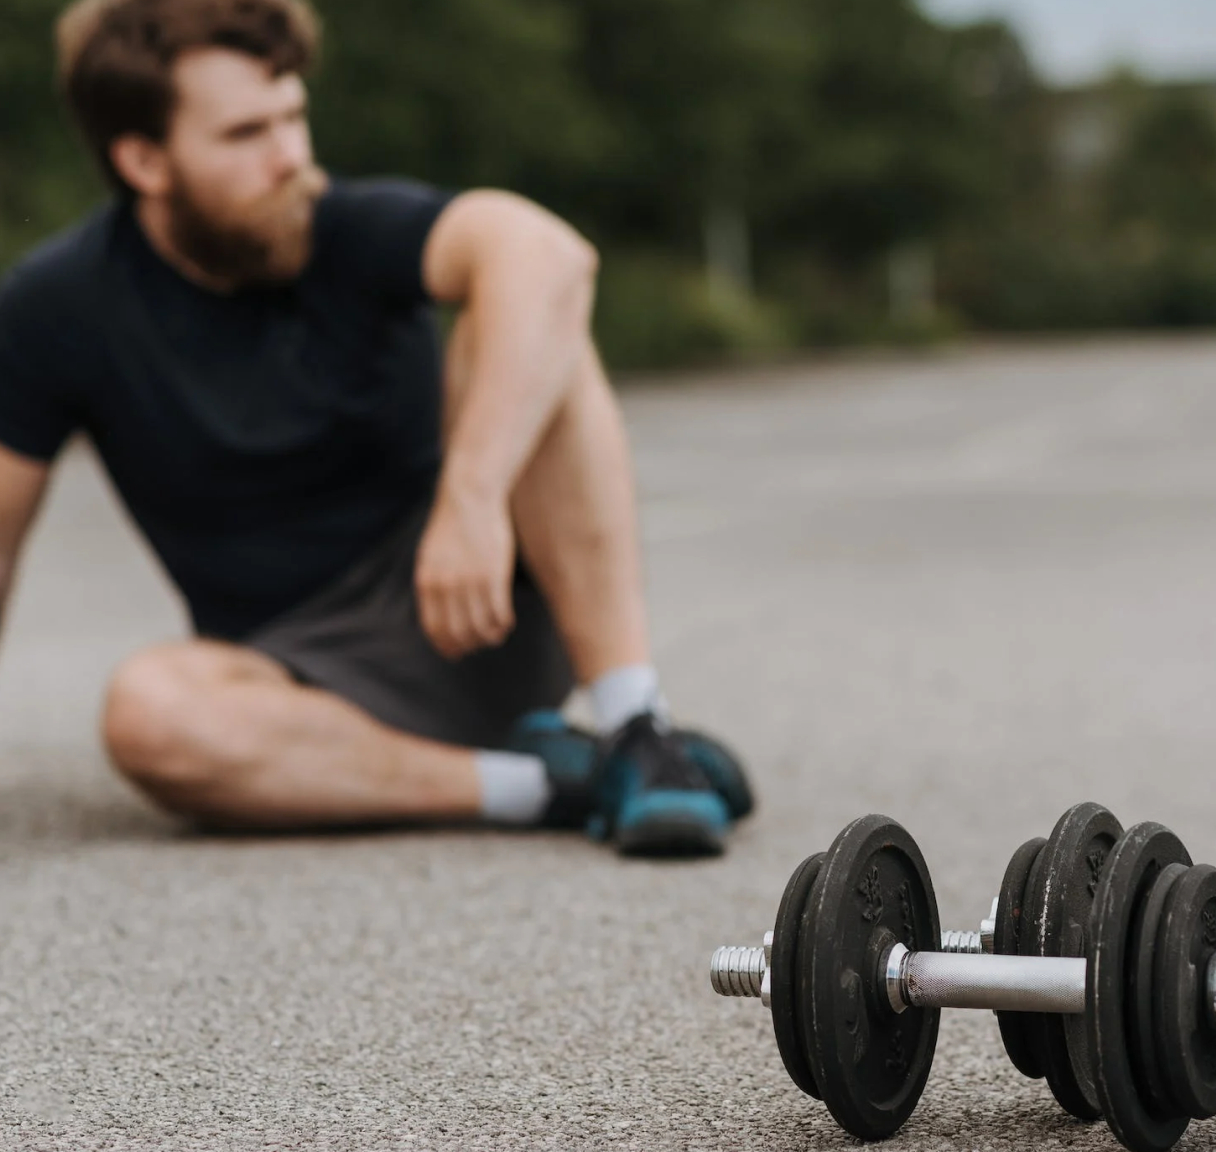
0 177 455 640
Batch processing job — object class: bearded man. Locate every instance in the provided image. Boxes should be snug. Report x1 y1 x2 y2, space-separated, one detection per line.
0 0 753 854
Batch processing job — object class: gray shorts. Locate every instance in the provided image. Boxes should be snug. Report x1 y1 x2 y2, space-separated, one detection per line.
247 505 576 749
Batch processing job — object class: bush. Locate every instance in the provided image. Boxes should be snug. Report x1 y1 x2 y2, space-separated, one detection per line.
594 252 793 370
939 229 1216 332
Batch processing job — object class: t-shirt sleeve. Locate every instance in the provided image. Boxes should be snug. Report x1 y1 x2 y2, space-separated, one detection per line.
314 177 458 309
0 265 79 461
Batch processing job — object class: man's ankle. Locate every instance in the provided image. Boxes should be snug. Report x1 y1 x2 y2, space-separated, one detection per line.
588 664 668 734
474 750 552 824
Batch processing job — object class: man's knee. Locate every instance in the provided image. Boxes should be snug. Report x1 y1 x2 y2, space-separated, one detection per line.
102 641 280 798
103 645 204 789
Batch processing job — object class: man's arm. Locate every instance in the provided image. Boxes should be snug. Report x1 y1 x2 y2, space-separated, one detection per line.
414 191 599 660
423 190 599 499
0 443 51 639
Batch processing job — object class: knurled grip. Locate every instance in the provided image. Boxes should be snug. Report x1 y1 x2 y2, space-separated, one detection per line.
888 945 1086 1014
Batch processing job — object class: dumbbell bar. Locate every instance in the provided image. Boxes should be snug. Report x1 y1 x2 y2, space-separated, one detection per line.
712 936 1216 1020
712 893 1003 1001
707 807 1216 1152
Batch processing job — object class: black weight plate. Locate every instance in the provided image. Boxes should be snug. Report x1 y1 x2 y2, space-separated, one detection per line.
995 836 1048 1079
1017 841 1052 1085
802 814 941 1140
770 852 825 1099
1089 823 1191 1152
1157 863 1216 1120
1130 862 1190 1118
1021 801 1123 1121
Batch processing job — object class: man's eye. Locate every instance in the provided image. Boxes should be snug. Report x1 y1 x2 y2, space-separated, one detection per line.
227 124 265 141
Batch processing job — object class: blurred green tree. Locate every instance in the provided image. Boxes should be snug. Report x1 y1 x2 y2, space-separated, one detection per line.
0 0 102 268
1106 94 1216 240
1 0 1212 364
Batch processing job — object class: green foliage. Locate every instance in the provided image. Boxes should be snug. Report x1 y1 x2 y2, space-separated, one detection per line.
1106 94 1216 239
0 0 103 269
939 81 1216 333
595 251 793 369
1 0 1215 365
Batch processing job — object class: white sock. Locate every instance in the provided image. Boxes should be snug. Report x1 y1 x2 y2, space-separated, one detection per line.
588 664 667 734
474 751 553 825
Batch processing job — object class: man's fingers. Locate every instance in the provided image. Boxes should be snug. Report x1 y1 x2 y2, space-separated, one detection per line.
441 590 479 658
417 571 515 659
417 585 451 657
460 576 514 649
488 577 515 639
462 586 501 649
418 580 465 660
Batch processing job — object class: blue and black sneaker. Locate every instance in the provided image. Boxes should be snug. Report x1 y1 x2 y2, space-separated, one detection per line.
674 727 754 824
505 709 754 844
504 709 599 829
590 713 734 857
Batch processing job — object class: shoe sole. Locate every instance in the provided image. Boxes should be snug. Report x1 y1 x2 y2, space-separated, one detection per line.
615 815 727 858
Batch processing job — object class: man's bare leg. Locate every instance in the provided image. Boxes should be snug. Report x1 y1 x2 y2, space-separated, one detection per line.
445 315 650 685
103 640 482 827
446 321 742 854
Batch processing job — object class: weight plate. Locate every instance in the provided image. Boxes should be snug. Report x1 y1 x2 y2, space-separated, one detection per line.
770 852 825 1098
995 836 1048 1079
1130 862 1189 1118
1089 823 1191 1152
1021 801 1123 1121
1017 841 1052 1085
1157 863 1216 1120
802 814 941 1140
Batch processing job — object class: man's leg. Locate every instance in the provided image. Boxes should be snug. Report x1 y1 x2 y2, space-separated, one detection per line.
103 640 485 828
445 315 650 690
447 317 746 854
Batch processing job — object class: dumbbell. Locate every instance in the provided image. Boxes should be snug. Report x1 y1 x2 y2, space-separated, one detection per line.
955 806 1216 1151
709 805 1216 1152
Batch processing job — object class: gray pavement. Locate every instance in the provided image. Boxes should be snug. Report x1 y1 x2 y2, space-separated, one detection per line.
3 335 1216 1150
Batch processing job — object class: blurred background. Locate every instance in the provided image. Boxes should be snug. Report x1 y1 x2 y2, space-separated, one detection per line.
2 0 1215 370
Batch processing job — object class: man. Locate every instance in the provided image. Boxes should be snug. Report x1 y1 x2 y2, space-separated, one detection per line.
0 0 753 855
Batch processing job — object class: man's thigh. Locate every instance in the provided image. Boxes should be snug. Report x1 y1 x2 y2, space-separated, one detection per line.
109 638 294 696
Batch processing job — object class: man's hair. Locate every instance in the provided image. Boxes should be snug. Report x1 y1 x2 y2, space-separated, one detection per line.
57 0 321 192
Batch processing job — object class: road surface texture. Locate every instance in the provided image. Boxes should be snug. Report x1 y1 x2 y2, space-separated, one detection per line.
2 335 1215 1150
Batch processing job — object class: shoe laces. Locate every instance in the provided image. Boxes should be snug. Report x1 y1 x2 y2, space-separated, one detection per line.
598 713 712 792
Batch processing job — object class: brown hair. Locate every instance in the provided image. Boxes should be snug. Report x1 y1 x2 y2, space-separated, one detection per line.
57 0 321 191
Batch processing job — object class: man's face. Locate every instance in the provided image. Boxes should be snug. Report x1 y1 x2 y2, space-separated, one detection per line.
159 48 327 286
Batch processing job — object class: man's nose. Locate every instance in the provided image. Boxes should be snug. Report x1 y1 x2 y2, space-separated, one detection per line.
269 121 311 179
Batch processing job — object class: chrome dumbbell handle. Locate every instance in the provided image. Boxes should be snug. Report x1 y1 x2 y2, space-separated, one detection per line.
712 939 1216 1023
711 898 998 1001
707 939 1067 1011
884 943 1085 1014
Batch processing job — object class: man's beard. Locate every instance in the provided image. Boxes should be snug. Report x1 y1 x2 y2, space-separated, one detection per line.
166 164 328 288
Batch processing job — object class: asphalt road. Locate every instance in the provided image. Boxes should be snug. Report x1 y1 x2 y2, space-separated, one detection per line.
2 335 1215 1151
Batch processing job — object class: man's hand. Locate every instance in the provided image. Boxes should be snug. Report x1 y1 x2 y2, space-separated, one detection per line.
414 484 517 661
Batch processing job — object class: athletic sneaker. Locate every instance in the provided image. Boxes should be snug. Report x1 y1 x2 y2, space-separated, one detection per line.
590 713 733 856
504 709 599 829
505 710 754 836
676 727 754 823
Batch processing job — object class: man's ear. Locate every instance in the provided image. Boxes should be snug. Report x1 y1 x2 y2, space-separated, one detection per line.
109 134 173 198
